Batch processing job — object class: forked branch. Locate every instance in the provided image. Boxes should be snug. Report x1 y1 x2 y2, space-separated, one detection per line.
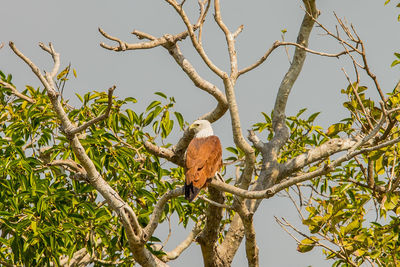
66 85 116 136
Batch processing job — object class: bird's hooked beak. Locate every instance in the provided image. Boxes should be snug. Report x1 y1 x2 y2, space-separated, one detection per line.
189 122 200 130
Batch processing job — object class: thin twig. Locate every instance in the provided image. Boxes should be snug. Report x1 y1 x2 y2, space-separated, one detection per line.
198 195 232 209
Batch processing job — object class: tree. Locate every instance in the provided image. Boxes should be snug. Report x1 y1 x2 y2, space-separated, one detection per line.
0 0 400 266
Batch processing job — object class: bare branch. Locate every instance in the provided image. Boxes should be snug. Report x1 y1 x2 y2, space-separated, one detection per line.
248 129 266 152
224 77 256 189
101 27 192 51
101 6 228 123
281 137 360 176
144 187 184 239
165 42 228 122
282 41 351 57
238 40 346 77
214 0 238 77
196 187 225 266
39 42 60 79
272 1 318 136
210 134 400 200
9 42 54 97
164 0 226 78
238 41 281 77
144 140 185 167
164 220 202 261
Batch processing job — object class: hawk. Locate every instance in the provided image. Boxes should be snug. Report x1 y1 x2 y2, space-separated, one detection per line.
184 120 222 202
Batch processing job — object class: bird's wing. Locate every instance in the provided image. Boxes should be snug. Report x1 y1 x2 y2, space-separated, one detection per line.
185 136 222 201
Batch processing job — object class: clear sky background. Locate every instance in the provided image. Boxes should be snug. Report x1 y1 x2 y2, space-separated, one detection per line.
1 0 399 266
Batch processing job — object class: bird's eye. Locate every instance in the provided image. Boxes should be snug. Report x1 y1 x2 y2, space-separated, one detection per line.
195 123 199 126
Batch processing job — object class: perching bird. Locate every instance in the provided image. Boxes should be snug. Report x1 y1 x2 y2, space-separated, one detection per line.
184 120 222 202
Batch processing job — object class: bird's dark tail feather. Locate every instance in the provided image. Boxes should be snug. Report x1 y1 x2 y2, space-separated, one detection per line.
184 182 200 202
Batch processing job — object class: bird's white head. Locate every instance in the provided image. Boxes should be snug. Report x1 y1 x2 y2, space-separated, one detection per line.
189 120 214 138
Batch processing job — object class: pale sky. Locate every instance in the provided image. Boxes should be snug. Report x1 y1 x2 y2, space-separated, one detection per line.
1 0 399 266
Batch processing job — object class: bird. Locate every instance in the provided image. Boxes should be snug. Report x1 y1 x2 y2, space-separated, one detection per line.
184 120 222 202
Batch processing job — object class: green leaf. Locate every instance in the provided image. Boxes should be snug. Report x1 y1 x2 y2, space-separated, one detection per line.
146 101 161 112
57 66 70 80
226 147 239 155
307 112 320 123
297 237 318 253
154 92 167 99
296 108 307 117
326 123 346 137
342 220 360 235
391 59 400 67
75 93 83 103
125 97 137 103
174 112 185 130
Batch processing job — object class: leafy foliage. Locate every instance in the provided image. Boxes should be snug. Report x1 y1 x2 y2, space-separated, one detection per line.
293 84 400 265
0 68 204 265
